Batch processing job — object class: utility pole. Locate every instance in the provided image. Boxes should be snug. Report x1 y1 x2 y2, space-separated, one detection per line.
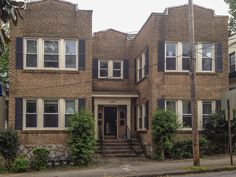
188 0 200 166
227 100 233 166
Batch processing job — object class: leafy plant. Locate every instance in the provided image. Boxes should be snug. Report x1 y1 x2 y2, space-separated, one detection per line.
0 129 19 168
152 109 180 160
11 156 29 173
0 46 8 86
31 147 49 171
68 109 95 165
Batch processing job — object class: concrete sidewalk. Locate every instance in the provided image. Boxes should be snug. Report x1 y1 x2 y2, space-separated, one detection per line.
1 155 236 177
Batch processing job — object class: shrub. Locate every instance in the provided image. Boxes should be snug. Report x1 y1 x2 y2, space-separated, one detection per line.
68 109 96 165
31 147 50 171
168 138 208 159
11 156 29 173
152 109 180 160
0 129 19 168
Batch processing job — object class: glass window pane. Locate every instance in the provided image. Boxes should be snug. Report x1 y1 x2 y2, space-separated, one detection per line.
100 62 108 69
183 101 191 114
183 116 192 128
100 70 108 77
202 44 212 58
26 100 36 113
203 102 212 114
26 114 37 127
166 43 176 56
230 53 235 73
139 117 142 129
183 43 190 57
65 40 76 55
26 54 37 67
166 58 176 70
202 58 212 71
44 41 58 54
66 55 76 68
166 101 176 113
113 62 121 69
43 114 58 127
182 58 190 70
44 55 59 67
66 100 75 114
44 100 58 113
27 40 37 53
65 114 72 127
113 70 121 77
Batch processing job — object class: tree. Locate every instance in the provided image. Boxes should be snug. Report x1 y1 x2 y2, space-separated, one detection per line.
224 0 236 35
0 0 24 56
0 45 8 86
152 109 180 160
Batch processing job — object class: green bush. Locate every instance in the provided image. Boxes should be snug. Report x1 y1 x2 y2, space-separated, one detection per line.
68 109 96 165
152 109 180 160
168 138 208 159
31 147 50 171
0 129 19 168
11 156 29 173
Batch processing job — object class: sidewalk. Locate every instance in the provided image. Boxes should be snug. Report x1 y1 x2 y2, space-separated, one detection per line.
1 155 236 177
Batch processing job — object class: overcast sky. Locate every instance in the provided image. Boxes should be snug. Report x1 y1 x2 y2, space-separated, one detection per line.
68 0 229 33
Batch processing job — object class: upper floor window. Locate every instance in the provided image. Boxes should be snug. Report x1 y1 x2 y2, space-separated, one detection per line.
182 43 190 70
136 47 148 82
44 40 59 68
201 44 212 71
65 40 77 69
98 60 123 79
230 52 235 73
24 38 79 70
166 42 177 71
26 39 37 68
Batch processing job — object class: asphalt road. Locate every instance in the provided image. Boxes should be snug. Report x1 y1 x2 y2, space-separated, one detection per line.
175 170 236 177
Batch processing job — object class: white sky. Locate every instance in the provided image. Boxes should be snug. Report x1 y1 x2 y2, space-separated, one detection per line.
68 0 229 33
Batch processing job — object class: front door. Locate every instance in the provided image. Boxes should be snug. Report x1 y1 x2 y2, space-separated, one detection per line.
104 107 117 135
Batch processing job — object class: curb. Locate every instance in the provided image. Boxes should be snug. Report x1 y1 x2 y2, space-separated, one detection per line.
127 166 236 177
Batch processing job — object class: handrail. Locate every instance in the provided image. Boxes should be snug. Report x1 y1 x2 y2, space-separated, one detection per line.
99 125 103 156
126 125 133 153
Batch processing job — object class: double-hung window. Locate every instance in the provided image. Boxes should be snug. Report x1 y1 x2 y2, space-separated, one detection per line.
166 100 176 113
26 39 37 68
112 61 122 78
165 42 177 71
182 43 190 70
202 101 212 128
65 100 76 127
65 40 77 69
44 40 59 68
137 104 146 130
182 101 192 128
99 61 108 78
201 44 213 71
43 100 58 128
230 52 235 73
25 100 37 128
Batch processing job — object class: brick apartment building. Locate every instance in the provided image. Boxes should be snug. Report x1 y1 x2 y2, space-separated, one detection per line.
8 0 228 157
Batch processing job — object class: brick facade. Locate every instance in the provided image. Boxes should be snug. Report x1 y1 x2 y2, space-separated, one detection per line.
8 1 228 157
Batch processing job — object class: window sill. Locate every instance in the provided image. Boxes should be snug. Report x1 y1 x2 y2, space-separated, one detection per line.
20 129 69 133
137 129 147 133
176 129 204 134
164 71 217 76
97 78 124 81
22 69 80 74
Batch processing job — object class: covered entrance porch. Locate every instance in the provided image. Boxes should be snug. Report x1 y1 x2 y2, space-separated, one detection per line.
93 91 138 140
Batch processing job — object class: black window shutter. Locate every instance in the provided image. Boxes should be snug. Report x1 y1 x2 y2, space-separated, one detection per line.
79 39 86 70
157 98 165 109
134 105 137 131
145 101 149 130
92 59 98 79
123 59 129 79
158 41 165 72
15 97 23 130
145 47 149 75
134 59 137 83
15 37 23 69
215 43 222 73
216 100 221 112
78 98 86 111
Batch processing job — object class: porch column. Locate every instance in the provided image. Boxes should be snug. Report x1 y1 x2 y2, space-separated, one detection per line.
127 104 131 129
94 104 98 139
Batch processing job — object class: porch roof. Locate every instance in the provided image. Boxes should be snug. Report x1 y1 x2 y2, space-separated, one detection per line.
92 91 139 98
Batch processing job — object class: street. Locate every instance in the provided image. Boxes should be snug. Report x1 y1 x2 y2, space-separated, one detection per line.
175 170 236 177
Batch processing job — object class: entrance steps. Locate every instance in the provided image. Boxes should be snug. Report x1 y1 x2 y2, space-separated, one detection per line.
96 138 144 157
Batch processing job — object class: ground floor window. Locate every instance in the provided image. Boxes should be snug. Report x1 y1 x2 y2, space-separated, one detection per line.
137 103 147 131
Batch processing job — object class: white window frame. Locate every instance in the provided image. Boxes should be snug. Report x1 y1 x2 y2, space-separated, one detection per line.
198 100 215 129
23 99 39 130
64 99 78 127
165 42 177 71
64 39 78 70
23 38 79 70
137 104 146 131
98 60 123 79
165 100 177 113
196 43 215 73
136 50 147 82
43 99 59 128
24 38 38 69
